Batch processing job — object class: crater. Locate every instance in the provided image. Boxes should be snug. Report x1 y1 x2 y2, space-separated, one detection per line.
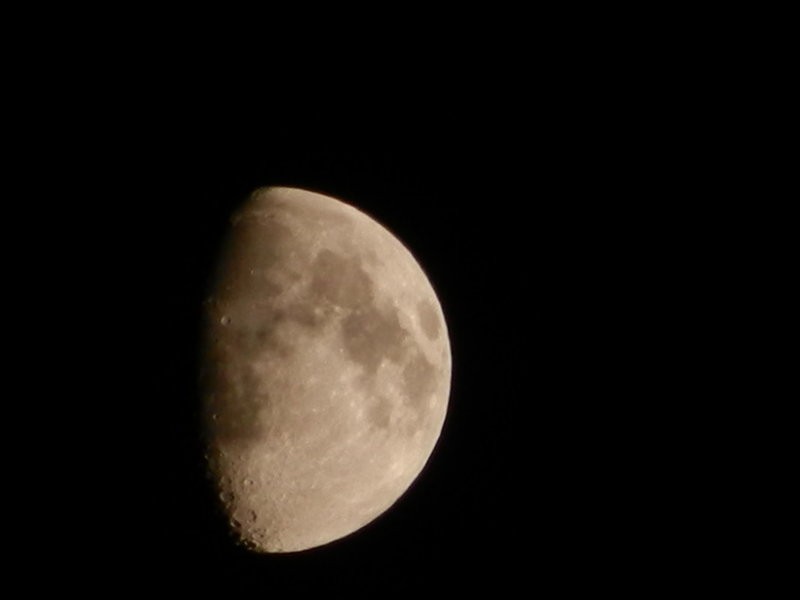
417 299 441 340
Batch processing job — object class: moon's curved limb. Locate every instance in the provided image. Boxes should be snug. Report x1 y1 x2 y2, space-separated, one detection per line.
202 187 451 553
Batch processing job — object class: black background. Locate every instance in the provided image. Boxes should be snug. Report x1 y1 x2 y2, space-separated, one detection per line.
48 93 670 595
12 16 761 594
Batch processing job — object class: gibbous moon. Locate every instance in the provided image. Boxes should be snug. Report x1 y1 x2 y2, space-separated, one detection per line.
201 186 451 553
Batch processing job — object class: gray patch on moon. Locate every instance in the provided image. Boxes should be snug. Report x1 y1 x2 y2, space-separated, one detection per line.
251 324 294 358
366 395 392 429
402 352 438 412
308 248 411 375
309 249 374 309
206 243 440 450
205 364 269 446
342 307 408 375
282 301 327 329
208 246 418 448
417 299 441 340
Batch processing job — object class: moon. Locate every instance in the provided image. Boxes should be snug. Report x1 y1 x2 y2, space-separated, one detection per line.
201 186 452 553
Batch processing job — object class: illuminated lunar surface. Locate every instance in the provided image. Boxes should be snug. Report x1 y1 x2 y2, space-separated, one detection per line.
202 186 451 553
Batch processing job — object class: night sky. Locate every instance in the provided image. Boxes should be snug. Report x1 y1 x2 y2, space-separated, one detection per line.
56 98 669 595
9 8 747 590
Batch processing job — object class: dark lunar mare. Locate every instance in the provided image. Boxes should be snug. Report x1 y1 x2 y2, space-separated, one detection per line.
206 238 439 447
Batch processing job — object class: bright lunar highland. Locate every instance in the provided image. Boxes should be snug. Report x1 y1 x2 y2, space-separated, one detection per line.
202 186 451 552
